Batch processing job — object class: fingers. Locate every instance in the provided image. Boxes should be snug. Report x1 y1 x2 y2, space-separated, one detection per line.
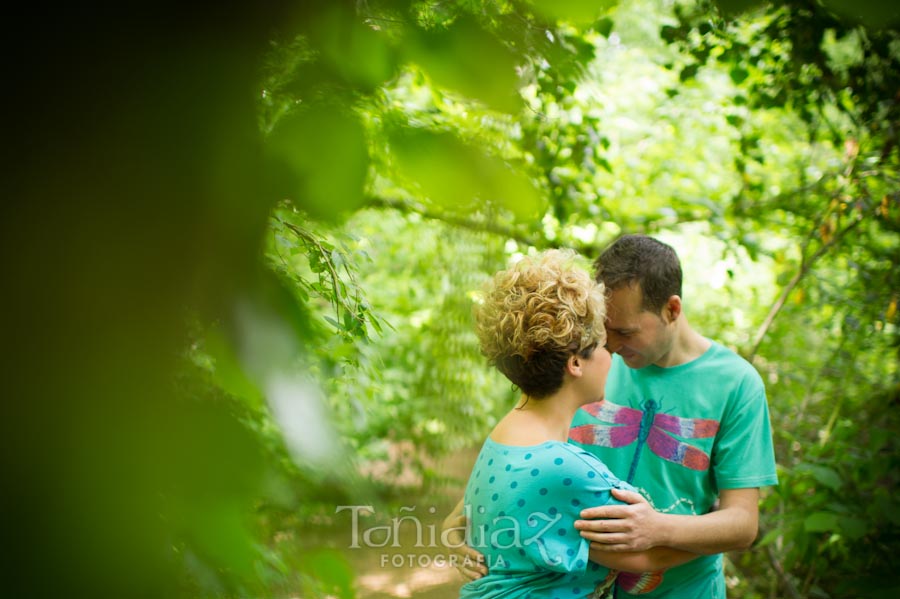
455 553 488 580
574 518 597 532
451 543 487 580
578 525 630 542
589 540 635 553
446 514 468 526
442 514 471 549
575 515 635 547
610 488 647 504
443 514 468 533
441 516 488 579
457 544 486 563
578 505 628 520
579 525 629 539
575 520 608 539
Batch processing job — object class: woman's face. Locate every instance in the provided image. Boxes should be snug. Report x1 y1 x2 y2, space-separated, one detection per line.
578 343 612 404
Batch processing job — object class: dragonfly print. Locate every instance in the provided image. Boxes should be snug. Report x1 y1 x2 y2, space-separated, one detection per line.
570 399 720 483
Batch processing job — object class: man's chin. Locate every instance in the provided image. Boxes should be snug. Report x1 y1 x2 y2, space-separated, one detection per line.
620 354 647 369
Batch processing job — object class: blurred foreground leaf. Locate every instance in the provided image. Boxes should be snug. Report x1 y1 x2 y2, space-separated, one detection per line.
389 128 543 220
530 0 619 26
266 104 369 221
407 18 521 113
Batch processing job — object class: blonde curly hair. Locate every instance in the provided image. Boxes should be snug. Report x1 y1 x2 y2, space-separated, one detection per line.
474 249 607 399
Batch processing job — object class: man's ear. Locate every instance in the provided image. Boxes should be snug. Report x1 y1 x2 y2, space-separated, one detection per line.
566 354 583 377
664 295 683 323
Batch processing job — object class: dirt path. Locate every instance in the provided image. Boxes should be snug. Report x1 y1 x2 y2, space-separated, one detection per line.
327 444 481 598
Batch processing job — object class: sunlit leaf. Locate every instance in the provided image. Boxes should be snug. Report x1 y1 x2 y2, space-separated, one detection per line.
530 0 619 25
205 326 264 408
757 527 782 547
309 5 397 91
389 127 543 220
407 18 521 113
265 104 368 221
301 549 356 599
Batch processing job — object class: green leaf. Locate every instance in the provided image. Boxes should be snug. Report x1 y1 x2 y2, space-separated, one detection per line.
407 18 521 113
309 5 397 91
715 0 767 17
389 128 544 220
205 327 264 407
300 549 355 599
679 63 700 81
729 66 750 84
265 104 368 221
804 511 841 533
840 517 868 540
531 0 620 26
756 527 782 547
660 25 680 43
809 465 843 491
595 17 614 38
819 0 900 30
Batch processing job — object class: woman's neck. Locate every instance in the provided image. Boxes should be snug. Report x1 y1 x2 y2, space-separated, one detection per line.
489 390 581 445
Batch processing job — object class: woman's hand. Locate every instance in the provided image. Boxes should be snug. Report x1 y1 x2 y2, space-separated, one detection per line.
442 501 488 580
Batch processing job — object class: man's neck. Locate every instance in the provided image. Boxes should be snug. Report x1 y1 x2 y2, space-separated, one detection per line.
655 317 710 368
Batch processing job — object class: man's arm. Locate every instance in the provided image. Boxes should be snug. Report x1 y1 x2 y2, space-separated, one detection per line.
575 487 760 554
589 545 698 573
441 497 487 580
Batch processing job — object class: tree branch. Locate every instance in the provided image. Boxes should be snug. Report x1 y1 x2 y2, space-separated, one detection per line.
747 211 865 360
364 196 561 250
765 543 803 599
275 217 367 328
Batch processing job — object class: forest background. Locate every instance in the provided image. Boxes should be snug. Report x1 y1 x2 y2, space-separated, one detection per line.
4 0 898 598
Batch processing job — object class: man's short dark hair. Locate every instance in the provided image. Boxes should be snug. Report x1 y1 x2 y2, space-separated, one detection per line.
593 234 683 313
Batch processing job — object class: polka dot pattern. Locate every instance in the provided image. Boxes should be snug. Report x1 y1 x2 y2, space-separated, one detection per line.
460 441 617 597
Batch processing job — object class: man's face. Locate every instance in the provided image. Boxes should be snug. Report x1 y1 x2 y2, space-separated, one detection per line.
604 283 674 369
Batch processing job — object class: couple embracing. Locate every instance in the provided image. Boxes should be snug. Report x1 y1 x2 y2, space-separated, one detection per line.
445 235 777 599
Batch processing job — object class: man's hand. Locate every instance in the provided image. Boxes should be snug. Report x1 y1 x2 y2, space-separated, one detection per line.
574 488 666 552
442 502 487 580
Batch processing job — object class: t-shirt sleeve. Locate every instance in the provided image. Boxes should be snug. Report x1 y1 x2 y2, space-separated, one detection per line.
513 447 630 575
712 374 779 489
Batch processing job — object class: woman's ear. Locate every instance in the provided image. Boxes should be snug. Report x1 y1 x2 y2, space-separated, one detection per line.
566 354 583 378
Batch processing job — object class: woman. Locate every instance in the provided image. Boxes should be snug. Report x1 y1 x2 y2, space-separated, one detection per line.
458 250 693 598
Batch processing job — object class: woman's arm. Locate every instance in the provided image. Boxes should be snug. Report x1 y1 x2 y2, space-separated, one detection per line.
589 545 698 573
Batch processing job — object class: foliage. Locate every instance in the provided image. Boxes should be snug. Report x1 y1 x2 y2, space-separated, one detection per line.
11 0 899 597
652 2 900 596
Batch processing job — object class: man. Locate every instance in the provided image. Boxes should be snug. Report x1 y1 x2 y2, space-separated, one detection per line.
446 235 778 597
567 234 778 597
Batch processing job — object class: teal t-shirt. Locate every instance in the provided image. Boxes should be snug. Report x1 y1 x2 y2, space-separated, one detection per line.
569 341 778 598
460 438 634 599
